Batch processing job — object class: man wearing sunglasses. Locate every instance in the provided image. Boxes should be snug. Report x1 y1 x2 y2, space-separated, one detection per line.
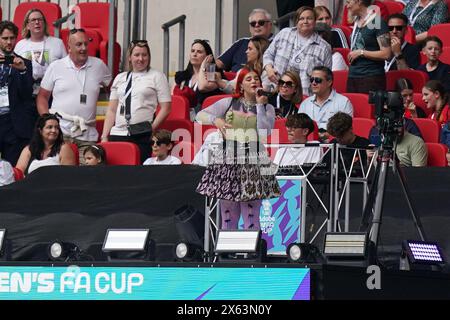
384 13 420 72
299 66 353 140
216 8 273 72
37 29 112 164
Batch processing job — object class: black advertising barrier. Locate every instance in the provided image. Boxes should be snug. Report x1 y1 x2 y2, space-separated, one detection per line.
0 165 205 261
0 165 449 262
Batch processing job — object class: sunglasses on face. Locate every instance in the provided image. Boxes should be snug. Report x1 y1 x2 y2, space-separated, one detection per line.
388 25 405 31
310 77 324 84
249 20 269 27
278 80 295 87
151 140 170 146
131 40 148 48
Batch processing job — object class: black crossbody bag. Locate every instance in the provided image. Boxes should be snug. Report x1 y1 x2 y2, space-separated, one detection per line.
124 72 153 136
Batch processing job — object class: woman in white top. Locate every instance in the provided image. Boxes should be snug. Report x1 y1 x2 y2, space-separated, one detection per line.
102 41 172 163
16 114 76 175
15 9 67 96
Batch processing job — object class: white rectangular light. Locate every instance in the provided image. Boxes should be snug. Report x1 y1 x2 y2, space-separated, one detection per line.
0 229 4 252
215 230 260 253
324 232 367 257
102 229 150 251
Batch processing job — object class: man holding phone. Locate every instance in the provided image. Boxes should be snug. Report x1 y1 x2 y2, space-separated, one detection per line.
0 21 35 166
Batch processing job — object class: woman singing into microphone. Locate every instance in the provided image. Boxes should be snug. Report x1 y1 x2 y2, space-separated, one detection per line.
196 66 280 230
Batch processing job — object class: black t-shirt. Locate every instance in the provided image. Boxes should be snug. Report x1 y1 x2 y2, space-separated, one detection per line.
332 136 370 170
349 19 390 78
322 135 370 176
268 94 298 117
417 61 450 93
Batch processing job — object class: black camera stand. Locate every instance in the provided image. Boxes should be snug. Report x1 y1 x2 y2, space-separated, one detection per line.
359 143 427 264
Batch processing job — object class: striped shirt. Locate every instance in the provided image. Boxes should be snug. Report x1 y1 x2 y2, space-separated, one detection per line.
263 28 332 96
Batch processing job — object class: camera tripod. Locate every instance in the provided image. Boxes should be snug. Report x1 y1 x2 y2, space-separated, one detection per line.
359 141 427 264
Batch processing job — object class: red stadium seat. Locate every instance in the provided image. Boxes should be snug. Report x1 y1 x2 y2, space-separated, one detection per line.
98 142 141 165
428 23 450 48
223 71 237 81
332 70 348 94
382 1 405 15
202 94 233 109
386 70 428 93
13 2 61 40
332 24 352 45
412 118 441 143
96 118 104 143
171 140 198 164
426 142 449 167
60 28 101 57
72 3 121 76
159 119 194 141
341 93 375 119
353 118 376 139
269 118 289 144
267 118 319 144
333 48 350 66
69 143 79 166
404 26 416 45
157 95 190 120
13 167 24 181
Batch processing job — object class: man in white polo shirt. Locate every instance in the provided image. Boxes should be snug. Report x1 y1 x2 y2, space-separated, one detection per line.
37 29 111 164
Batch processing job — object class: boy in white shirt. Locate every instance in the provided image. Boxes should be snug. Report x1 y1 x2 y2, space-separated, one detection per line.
274 113 323 167
143 129 182 165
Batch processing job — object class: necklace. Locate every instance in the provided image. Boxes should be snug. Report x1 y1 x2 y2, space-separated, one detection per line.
240 98 256 112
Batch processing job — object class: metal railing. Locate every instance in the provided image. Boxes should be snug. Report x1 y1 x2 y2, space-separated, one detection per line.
273 11 296 33
161 14 186 78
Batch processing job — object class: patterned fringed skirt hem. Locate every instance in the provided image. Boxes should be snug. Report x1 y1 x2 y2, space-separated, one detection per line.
196 141 281 202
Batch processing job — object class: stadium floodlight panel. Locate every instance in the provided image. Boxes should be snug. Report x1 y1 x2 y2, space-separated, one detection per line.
215 230 260 253
324 232 367 257
102 229 150 252
0 229 4 252
403 240 445 264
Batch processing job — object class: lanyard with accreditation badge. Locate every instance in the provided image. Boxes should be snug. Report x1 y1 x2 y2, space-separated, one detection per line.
350 10 378 50
76 65 88 104
408 1 434 26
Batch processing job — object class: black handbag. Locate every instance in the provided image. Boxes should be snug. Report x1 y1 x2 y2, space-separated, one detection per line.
128 121 152 136
124 72 153 136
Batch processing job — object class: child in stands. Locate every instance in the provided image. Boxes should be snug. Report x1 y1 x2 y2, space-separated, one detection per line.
83 145 107 166
143 129 182 165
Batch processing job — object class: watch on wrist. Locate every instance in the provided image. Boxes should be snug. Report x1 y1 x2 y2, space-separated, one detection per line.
360 49 364 57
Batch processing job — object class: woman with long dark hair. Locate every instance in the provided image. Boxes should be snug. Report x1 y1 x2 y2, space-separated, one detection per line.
173 39 222 118
16 114 76 175
396 78 427 118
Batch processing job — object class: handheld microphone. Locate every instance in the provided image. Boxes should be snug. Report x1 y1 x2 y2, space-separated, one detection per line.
256 84 275 97
256 88 273 97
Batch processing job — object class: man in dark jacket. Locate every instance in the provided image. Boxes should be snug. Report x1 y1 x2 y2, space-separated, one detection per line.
0 21 35 166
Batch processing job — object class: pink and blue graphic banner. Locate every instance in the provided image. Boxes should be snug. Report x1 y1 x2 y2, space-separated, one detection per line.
0 266 310 300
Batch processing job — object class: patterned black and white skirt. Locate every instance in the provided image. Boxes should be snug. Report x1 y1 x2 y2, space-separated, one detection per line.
196 141 281 202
